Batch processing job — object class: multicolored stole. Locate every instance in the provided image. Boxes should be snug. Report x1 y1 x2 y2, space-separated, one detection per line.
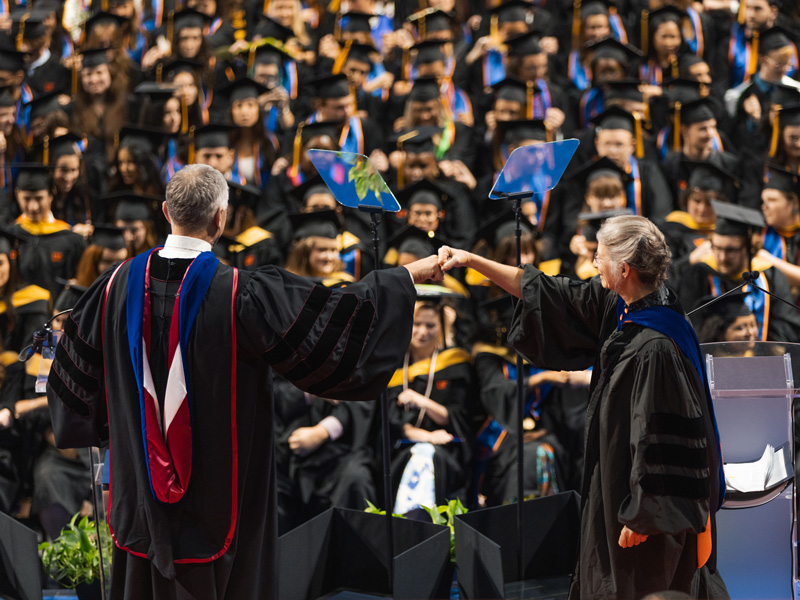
482 48 506 87
126 248 219 504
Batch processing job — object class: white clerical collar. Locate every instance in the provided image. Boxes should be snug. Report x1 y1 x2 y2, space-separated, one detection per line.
158 234 213 259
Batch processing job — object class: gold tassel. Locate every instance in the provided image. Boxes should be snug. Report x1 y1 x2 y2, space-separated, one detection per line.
748 30 759 79
188 126 196 164
397 130 418 190
572 0 581 49
545 124 552 143
16 13 27 51
329 0 340 12
114 132 120 150
671 55 679 79
333 40 352 75
180 96 189 135
247 43 258 73
738 0 746 25
526 81 534 119
641 10 649 56
334 14 341 41
42 135 49 166
770 106 782 157
263 0 271 13
349 84 358 114
290 123 304 177
167 11 174 48
101 0 107 10
156 62 163 84
490 14 499 43
673 101 681 152
633 113 644 159
419 12 426 40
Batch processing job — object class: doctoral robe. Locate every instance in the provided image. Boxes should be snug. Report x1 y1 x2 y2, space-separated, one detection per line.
508 266 727 599
45 251 416 599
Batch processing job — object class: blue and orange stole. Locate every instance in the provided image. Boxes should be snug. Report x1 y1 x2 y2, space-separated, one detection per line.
126 248 219 504
616 296 725 567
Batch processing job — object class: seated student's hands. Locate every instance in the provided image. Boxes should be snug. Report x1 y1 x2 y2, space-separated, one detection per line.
539 36 559 55
544 107 565 131
318 34 340 60
364 71 394 94
427 429 453 445
389 150 405 170
688 239 712 264
439 160 476 190
288 425 329 456
73 223 94 238
369 149 389 172
466 35 498 66
743 94 761 122
271 156 289 175
0 408 12 430
618 525 648 548
403 255 445 283
438 246 471 272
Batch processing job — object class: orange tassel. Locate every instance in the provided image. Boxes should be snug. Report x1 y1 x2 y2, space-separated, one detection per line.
333 40 352 75
289 123 304 178
770 106 782 157
673 101 681 152
181 96 189 135
545 124 552 143
748 30 759 80
490 14 499 43
572 0 582 49
633 113 644 159
167 11 174 47
671 55 679 79
526 81 534 119
263 0 271 13
188 126 196 164
641 11 649 56
738 0 746 25
16 13 27 51
247 43 258 73
42 135 49 166
101 0 107 9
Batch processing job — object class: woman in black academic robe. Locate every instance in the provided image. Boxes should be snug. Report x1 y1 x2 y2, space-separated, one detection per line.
387 300 475 509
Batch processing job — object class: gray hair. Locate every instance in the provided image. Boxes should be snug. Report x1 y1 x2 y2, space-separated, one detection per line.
165 164 229 234
596 215 671 289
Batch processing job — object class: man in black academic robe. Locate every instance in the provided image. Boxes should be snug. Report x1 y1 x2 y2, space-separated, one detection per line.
45 165 442 599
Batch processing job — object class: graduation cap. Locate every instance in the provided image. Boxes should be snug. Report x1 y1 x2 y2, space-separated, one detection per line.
310 73 351 99
578 208 633 242
217 77 269 103
758 25 795 55
13 163 51 191
250 39 293 69
339 11 373 35
573 156 630 186
34 131 84 165
339 42 379 67
133 81 180 101
54 281 89 313
109 192 160 222
585 37 643 65
763 163 800 196
192 122 237 150
83 11 128 35
684 160 739 201
411 40 446 65
489 0 532 24
491 77 531 106
505 31 543 58
474 210 536 248
771 84 800 109
298 120 344 145
673 96 715 130
0 87 14 109
768 104 800 156
591 105 638 133
397 178 452 211
390 224 445 259
81 47 112 69
579 0 615 18
407 8 454 37
25 91 64 121
711 200 765 237
395 126 442 155
454 492 580 599
227 180 262 212
0 48 27 72
172 8 210 33
161 58 204 80
496 119 548 147
603 79 644 103
647 5 685 29
278 507 451 600
0 228 20 257
117 125 164 153
290 210 341 240
91 224 127 251
409 76 441 102
253 14 294 43
11 9 49 42
288 175 335 208
664 77 707 104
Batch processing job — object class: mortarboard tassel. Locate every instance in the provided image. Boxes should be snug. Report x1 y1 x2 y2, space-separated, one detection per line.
633 113 644 159
329 0 341 12
670 55 679 79
167 11 174 49
572 0 582 50
114 132 120 150
289 123 304 178
180 95 189 135
397 130 417 191
738 0 746 25
770 106 782 157
526 81 534 119
545 123 552 143
641 11 649 56
673 101 681 152
247 43 258 73
263 0 271 12
349 84 358 115
188 126 196 164
490 14 499 43
748 30 759 80
334 14 342 42
42 135 49 166
16 13 27 52
418 12 426 40
101 0 107 10
333 39 353 75
156 62 163 84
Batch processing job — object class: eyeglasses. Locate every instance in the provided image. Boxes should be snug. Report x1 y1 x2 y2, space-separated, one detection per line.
711 244 745 255
593 252 608 265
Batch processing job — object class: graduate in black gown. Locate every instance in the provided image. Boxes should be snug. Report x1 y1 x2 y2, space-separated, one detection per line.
437 215 727 599
45 165 443 599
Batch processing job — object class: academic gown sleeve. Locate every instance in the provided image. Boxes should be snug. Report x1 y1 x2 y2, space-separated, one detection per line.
508 265 616 370
237 265 415 400
617 336 711 536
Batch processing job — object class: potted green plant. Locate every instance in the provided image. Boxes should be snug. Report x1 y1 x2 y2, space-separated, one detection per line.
39 513 111 600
